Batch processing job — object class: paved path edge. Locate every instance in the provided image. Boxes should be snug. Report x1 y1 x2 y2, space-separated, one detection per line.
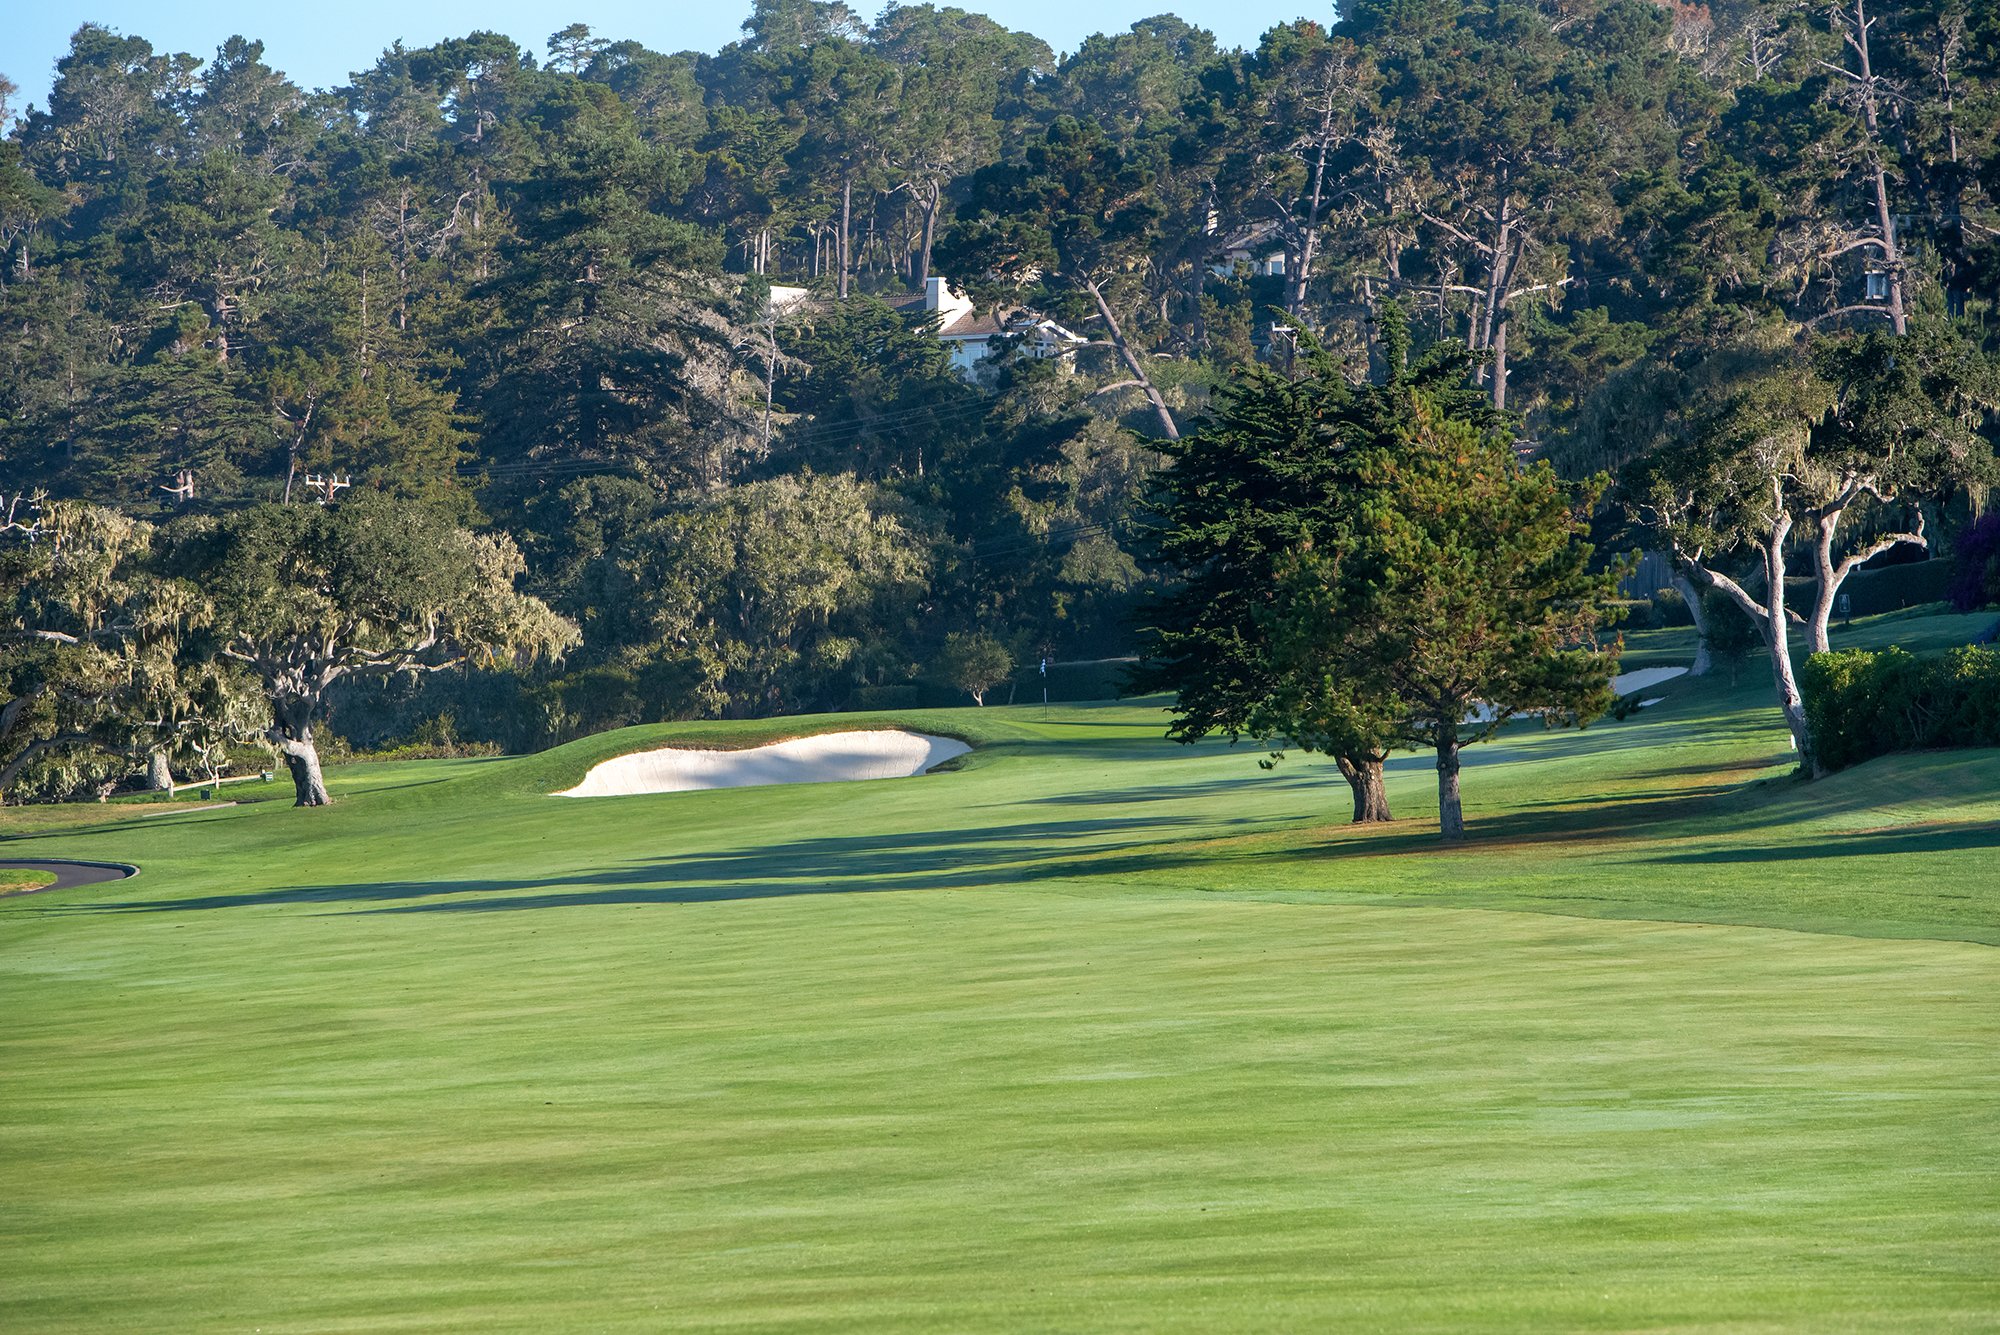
0 859 141 894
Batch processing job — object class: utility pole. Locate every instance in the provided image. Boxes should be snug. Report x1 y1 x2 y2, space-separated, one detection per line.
302 473 351 505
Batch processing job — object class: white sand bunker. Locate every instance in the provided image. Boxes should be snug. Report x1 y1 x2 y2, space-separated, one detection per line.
1466 664 1691 724
1611 666 1688 695
557 729 970 798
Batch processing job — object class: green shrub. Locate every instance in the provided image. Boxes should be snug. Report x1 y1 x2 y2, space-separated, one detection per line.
1801 645 2000 772
1947 515 2000 611
1650 586 1693 627
1702 590 1761 682
849 685 922 711
1610 598 1657 630
1018 657 1136 703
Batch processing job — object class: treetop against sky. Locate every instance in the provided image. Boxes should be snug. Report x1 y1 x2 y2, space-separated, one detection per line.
4 0 1294 119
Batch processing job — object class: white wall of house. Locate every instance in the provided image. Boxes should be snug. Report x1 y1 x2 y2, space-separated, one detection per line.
943 336 994 376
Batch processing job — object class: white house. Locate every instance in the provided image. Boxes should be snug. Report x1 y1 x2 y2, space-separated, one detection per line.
1009 315 1089 362
765 284 812 316
1209 222 1288 279
889 277 1086 381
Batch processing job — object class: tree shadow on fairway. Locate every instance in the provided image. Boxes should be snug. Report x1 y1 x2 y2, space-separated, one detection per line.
1017 770 1332 807
49 813 1252 915
1291 782 1752 859
1642 822 1999 865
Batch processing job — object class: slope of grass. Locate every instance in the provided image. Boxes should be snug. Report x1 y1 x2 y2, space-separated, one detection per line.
2 609 1995 1331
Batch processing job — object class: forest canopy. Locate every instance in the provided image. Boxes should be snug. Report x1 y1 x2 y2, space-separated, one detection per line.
1 0 1995 799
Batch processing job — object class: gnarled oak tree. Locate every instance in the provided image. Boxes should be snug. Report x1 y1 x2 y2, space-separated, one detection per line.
167 498 576 805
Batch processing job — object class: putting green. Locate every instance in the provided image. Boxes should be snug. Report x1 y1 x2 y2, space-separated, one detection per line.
2 615 1995 1331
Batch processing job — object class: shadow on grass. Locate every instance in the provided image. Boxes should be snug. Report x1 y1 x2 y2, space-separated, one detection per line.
1644 822 2000 864
1018 771 1331 806
46 813 1260 915
45 726 1991 918
1289 780 1757 859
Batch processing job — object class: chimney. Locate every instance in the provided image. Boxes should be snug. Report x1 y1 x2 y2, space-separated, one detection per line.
926 276 972 325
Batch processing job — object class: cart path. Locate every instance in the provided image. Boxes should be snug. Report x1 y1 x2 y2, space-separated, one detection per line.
0 859 139 895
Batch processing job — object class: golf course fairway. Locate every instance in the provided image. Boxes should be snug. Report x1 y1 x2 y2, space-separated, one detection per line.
2 616 1995 1331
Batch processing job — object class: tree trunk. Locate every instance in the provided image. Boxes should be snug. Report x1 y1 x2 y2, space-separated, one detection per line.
1808 515 1841 657
1763 616 1812 770
1335 752 1393 823
762 311 776 456
1186 251 1208 351
1435 733 1465 842
1757 521 1816 768
1846 0 1909 336
1084 278 1179 440
278 738 330 807
1869 163 1908 336
915 183 939 291
0 735 91 803
1807 498 1926 656
271 711 331 807
1285 89 1338 317
145 750 174 792
838 177 853 301
1672 572 1713 677
1689 496 1818 770
1473 187 1522 412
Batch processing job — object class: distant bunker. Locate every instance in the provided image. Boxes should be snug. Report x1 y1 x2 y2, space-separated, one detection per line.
556 730 971 798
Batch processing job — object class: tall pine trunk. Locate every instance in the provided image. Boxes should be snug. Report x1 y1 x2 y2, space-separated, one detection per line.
915 182 940 291
1844 0 1908 334
1284 93 1336 317
838 177 853 301
1084 278 1179 440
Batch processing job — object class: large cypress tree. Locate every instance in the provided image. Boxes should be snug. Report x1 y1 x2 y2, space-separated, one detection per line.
1138 308 1622 838
1133 313 1461 823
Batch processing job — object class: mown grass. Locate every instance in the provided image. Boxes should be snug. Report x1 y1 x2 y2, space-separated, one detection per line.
1 610 1995 1331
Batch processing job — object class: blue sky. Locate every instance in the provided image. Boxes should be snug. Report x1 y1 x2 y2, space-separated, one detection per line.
4 2 1315 120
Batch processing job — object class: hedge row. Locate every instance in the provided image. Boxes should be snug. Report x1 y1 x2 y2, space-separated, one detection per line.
1781 558 1956 620
1800 646 2000 772
847 658 1142 710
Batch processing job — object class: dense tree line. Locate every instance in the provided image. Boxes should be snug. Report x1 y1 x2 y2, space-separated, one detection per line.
2 0 1997 803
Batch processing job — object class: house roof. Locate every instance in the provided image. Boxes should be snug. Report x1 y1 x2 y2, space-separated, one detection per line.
1009 315 1088 345
1217 220 1286 254
883 290 1007 339
937 310 1007 340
